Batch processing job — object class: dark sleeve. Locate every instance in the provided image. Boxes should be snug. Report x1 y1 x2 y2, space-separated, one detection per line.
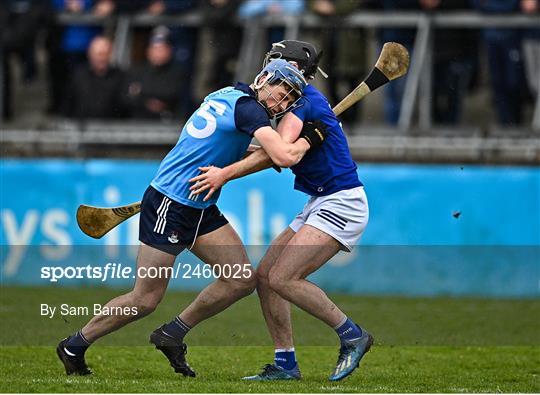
292 97 310 122
234 96 271 136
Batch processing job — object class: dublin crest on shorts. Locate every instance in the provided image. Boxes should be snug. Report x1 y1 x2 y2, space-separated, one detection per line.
168 231 179 244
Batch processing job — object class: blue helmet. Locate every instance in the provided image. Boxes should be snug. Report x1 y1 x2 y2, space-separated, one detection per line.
253 58 307 97
253 59 307 116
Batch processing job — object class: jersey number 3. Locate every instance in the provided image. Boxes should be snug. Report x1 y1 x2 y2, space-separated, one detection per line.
186 100 226 139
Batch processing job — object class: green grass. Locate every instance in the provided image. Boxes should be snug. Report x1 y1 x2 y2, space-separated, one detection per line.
2 345 539 393
1 286 539 392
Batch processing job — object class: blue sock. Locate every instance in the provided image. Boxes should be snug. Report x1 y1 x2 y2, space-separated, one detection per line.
275 348 297 370
65 330 91 356
335 317 362 344
161 316 191 341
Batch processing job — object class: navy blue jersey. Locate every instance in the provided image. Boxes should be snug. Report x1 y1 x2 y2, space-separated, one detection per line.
152 83 270 208
291 84 362 196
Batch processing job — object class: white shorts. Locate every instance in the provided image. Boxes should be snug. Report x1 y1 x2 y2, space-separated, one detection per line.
289 186 369 252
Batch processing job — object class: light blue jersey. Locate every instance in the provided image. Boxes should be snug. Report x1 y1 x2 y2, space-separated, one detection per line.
151 86 255 209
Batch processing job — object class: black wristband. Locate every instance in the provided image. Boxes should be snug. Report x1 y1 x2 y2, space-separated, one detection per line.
300 120 327 149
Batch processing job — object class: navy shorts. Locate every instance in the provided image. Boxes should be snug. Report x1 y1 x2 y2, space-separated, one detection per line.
139 186 229 256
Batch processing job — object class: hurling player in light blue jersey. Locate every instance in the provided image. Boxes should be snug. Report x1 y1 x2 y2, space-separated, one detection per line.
56 59 328 378
189 41 372 382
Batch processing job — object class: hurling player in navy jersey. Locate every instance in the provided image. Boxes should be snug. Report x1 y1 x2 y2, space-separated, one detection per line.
189 41 372 382
56 59 328 378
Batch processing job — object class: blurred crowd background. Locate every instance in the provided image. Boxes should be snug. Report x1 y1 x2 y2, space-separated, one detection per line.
1 0 539 134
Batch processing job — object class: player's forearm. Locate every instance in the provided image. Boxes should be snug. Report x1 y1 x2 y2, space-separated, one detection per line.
267 138 310 168
288 138 311 164
254 125 311 168
223 148 275 182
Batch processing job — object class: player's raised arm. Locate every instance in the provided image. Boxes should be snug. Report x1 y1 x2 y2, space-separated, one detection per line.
189 121 327 201
219 110 310 181
254 122 326 167
188 150 275 201
277 111 304 143
188 59 328 201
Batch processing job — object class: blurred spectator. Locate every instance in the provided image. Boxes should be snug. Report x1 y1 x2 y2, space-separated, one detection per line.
472 0 527 126
51 0 102 60
47 0 114 115
166 1 199 117
379 0 419 125
238 0 304 45
123 26 186 120
1 0 52 120
93 0 115 16
419 0 479 125
135 1 199 76
238 0 304 18
201 0 242 92
309 0 370 125
128 1 199 116
521 0 540 99
62 36 125 119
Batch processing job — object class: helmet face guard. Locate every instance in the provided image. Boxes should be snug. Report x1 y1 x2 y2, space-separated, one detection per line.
254 59 307 117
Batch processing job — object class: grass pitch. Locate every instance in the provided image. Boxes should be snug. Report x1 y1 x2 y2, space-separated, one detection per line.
1 286 539 393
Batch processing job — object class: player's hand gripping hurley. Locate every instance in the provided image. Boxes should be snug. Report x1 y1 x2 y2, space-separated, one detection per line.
76 42 409 239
